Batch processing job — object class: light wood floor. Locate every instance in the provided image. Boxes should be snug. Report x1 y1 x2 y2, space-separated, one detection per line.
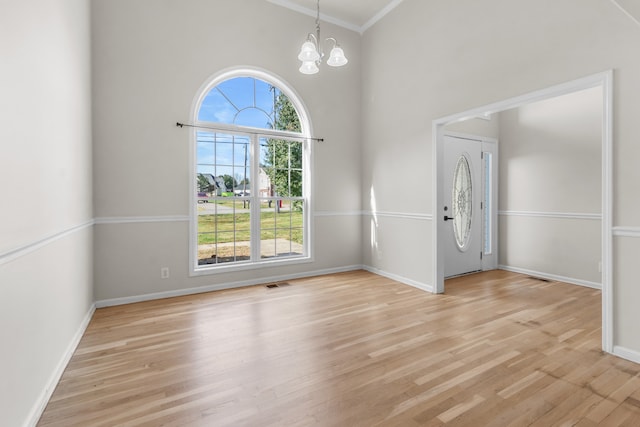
38 270 640 426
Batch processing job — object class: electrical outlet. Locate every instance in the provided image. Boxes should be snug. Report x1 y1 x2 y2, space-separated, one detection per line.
160 267 170 279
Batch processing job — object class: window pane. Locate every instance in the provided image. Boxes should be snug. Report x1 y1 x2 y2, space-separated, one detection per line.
260 141 273 166
273 92 301 133
273 170 289 196
217 77 254 111
291 203 304 230
261 203 276 228
232 140 250 166
234 210 251 234
258 170 272 198
198 91 235 123
197 141 215 164
275 228 293 257
233 241 251 262
260 139 290 168
233 168 251 195
215 232 237 264
290 170 303 197
291 228 304 254
290 142 302 169
255 79 275 113
260 201 277 259
275 204 292 229
260 231 276 259
197 208 217 265
216 142 234 167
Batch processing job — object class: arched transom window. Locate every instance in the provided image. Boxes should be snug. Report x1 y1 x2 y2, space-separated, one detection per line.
191 71 311 273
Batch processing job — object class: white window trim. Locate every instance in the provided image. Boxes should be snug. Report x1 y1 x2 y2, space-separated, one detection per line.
188 67 314 276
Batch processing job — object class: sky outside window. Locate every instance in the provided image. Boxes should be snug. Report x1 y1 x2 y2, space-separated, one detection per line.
197 77 301 185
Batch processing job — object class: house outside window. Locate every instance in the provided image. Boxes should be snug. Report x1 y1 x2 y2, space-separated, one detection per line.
190 69 312 274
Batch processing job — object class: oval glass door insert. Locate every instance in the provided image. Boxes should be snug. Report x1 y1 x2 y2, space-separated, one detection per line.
452 154 473 250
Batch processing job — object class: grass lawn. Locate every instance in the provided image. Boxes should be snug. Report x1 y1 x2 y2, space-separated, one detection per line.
198 210 303 245
209 199 249 209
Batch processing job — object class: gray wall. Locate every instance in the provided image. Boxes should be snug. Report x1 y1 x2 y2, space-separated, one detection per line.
445 116 500 138
91 0 363 302
0 0 94 425
498 87 602 285
361 0 640 353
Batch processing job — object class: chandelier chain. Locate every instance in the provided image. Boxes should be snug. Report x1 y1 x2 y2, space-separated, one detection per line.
315 0 321 35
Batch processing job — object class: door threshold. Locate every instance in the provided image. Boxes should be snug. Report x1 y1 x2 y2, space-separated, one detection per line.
445 270 482 280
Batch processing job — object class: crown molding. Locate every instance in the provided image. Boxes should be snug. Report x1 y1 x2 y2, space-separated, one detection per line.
610 0 640 28
266 0 404 34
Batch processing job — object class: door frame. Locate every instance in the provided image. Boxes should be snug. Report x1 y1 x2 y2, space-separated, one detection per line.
432 70 613 354
442 133 499 277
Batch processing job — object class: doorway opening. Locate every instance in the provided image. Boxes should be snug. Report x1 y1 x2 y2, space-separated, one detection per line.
432 71 613 353
442 133 498 278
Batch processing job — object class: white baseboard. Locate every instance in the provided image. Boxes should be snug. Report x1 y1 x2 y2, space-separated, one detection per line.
613 345 640 364
362 265 434 293
95 264 437 308
26 303 96 427
498 265 601 290
95 265 364 308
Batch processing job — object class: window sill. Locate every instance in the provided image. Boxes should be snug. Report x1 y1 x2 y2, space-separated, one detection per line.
189 255 313 277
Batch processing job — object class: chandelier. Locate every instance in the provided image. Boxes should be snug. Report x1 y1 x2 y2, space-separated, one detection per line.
297 0 348 75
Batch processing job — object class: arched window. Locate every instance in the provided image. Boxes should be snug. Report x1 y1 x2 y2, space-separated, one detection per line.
191 69 311 273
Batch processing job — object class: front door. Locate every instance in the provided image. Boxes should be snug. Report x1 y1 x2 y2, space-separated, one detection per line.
443 135 482 277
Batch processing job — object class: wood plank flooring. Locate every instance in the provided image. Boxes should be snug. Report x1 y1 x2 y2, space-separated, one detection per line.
38 270 640 426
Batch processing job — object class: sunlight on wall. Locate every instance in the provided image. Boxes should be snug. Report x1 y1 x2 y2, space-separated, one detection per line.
370 186 381 259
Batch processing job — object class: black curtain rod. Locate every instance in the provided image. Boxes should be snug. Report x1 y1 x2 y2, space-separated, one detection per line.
175 122 324 142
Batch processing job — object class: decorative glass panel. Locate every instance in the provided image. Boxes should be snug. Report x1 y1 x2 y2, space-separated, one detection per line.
452 155 473 250
483 152 492 255
197 77 302 133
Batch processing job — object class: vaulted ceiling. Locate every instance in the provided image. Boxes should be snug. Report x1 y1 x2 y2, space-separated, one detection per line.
267 0 404 33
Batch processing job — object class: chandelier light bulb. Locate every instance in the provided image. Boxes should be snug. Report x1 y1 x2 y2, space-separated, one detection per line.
299 60 320 75
327 46 348 67
298 40 320 62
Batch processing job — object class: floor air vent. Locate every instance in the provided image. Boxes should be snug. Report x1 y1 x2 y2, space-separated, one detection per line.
528 276 552 283
266 282 290 289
